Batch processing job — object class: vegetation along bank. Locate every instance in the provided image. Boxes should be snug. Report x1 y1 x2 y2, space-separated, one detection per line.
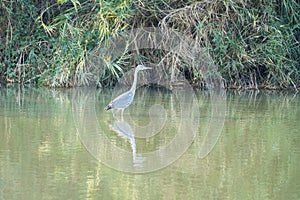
0 0 299 89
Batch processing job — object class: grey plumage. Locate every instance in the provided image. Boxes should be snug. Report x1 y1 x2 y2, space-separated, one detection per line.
104 65 151 112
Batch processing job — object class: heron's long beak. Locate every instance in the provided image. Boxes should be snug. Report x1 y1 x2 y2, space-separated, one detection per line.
144 66 152 70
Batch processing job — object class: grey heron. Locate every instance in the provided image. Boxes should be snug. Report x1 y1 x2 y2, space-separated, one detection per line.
104 65 151 116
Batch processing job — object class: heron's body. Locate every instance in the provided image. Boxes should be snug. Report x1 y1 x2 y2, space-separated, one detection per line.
104 65 151 114
105 90 134 110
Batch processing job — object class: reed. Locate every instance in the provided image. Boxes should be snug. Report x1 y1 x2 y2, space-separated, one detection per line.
136 0 300 89
0 0 299 89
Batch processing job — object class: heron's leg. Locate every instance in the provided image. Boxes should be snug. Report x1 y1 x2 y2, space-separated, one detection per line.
112 109 121 120
112 109 117 119
121 109 124 121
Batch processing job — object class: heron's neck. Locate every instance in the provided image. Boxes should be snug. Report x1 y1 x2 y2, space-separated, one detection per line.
130 69 139 93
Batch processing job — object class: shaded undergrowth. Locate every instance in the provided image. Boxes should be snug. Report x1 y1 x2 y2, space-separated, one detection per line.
0 0 299 89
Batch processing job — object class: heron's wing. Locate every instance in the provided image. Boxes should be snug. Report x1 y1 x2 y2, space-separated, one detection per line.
109 90 134 108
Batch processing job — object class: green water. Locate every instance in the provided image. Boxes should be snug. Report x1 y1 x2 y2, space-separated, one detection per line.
0 86 299 199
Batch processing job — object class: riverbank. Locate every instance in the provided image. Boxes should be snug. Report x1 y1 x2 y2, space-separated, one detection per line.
0 0 299 88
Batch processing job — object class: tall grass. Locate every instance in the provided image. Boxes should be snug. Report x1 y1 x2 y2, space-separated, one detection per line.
136 0 300 89
0 0 133 87
0 0 299 89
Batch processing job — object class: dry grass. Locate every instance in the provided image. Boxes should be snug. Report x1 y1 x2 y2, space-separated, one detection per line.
0 0 299 89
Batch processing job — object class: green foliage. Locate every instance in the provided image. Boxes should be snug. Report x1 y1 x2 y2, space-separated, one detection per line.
0 0 133 87
155 0 300 89
0 0 51 84
0 0 299 89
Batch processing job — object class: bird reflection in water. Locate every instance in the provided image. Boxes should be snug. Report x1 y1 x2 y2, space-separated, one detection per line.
109 120 144 167
105 65 150 166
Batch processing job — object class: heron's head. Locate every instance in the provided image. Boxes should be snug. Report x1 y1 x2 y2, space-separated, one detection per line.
136 65 152 71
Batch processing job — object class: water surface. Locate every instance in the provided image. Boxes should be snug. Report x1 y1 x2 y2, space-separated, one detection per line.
0 86 299 199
